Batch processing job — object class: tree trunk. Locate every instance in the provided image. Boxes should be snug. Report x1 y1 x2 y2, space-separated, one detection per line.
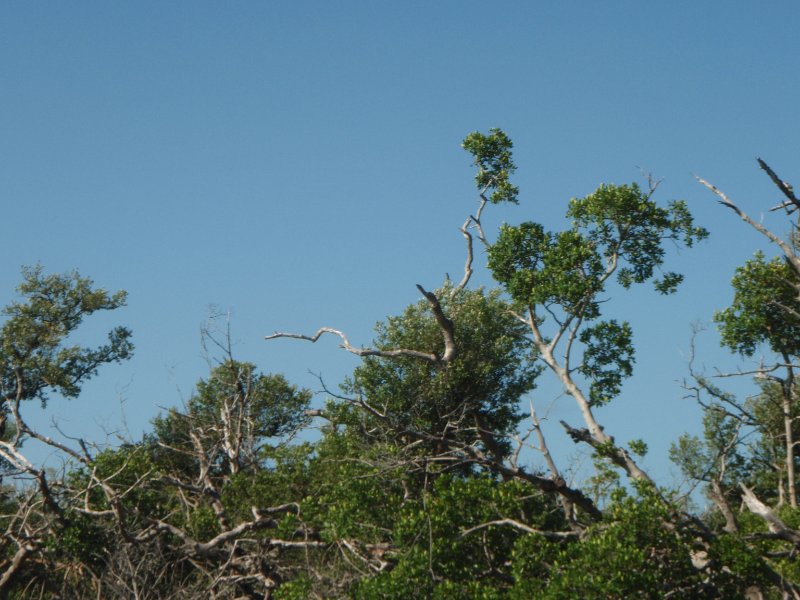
783 361 796 507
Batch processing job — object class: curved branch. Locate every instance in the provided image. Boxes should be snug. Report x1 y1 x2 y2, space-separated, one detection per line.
455 217 475 293
415 284 457 364
454 193 490 294
268 285 458 367
265 326 439 363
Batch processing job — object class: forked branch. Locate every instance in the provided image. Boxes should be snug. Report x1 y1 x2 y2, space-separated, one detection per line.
455 191 490 293
758 158 800 212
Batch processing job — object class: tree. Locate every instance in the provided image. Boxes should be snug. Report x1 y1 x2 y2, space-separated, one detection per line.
6 132 800 597
338 285 539 464
153 359 311 476
667 159 800 596
0 266 132 594
713 253 800 507
263 130 800 597
267 130 791 597
486 178 706 480
695 164 800 508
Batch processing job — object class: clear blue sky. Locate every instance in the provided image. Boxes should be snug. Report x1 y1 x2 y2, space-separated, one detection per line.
2 3 799 496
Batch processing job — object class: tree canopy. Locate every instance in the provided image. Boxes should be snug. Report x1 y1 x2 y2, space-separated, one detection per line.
2 132 800 598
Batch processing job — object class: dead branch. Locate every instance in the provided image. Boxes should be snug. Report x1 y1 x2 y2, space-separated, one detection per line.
454 185 492 294
265 327 439 363
758 158 800 211
456 435 602 521
267 284 458 367
696 176 800 276
461 518 580 540
455 218 476 293
0 540 36 591
415 284 457 364
740 485 800 545
340 539 390 573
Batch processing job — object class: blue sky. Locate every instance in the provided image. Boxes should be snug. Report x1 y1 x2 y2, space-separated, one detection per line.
2 3 799 496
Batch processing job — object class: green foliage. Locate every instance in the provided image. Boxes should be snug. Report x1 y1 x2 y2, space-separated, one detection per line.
6 135 793 599
751 382 800 490
522 490 701 599
0 265 132 405
579 320 635 406
343 286 538 460
305 431 407 543
354 476 563 599
670 433 710 483
567 184 706 292
489 223 605 317
45 511 110 568
351 478 769 599
222 443 313 520
587 454 623 506
772 506 800 583
654 272 685 295
462 128 519 204
89 443 168 521
708 533 771 594
153 360 311 473
716 252 800 357
187 505 221 541
197 362 311 440
273 576 313 600
628 439 648 457
670 378 800 509
489 183 707 320
670 403 747 489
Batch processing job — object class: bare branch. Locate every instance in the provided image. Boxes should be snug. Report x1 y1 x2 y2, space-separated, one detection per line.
415 284 457 364
696 176 800 274
708 480 738 534
461 518 580 540
740 485 800 545
528 401 568 516
454 193 490 294
268 285 458 368
455 216 476 293
266 326 439 363
0 540 36 591
758 158 800 211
